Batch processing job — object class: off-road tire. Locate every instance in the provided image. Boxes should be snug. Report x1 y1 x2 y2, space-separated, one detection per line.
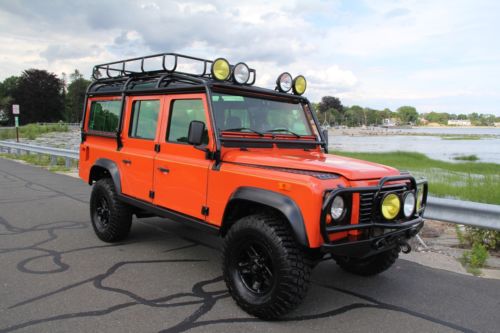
222 214 311 319
90 178 132 242
334 247 399 276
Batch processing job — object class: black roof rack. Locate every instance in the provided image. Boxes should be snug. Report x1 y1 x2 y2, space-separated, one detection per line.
91 52 256 85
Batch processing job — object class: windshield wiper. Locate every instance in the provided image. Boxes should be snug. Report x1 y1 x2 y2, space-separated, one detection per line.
265 128 301 138
223 127 264 136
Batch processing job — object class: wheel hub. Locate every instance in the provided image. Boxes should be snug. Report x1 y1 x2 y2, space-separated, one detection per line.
236 242 274 294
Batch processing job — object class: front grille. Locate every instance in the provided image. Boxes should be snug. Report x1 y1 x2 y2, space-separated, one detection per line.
358 185 408 224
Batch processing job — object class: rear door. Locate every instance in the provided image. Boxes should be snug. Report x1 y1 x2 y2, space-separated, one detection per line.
120 96 164 202
153 93 213 220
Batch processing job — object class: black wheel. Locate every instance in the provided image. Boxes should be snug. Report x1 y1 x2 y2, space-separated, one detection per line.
222 214 311 319
334 247 399 276
90 178 132 242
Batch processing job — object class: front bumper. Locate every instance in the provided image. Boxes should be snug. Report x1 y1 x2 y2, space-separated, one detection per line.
320 175 428 258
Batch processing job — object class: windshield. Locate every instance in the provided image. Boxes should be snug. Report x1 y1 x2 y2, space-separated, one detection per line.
211 92 315 137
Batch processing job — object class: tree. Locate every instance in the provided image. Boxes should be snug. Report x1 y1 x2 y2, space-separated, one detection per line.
316 96 344 125
65 70 90 122
0 76 19 125
12 69 64 124
397 106 419 124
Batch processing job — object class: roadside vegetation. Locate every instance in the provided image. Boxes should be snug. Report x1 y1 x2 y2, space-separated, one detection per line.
333 151 500 205
0 123 69 140
453 154 479 161
0 152 74 172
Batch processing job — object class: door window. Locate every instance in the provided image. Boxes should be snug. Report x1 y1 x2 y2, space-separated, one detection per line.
129 100 160 140
167 99 208 144
88 100 121 132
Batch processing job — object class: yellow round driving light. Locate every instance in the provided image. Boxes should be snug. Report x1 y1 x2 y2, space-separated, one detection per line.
232 62 250 84
276 72 293 92
293 75 307 95
381 193 401 220
211 58 230 81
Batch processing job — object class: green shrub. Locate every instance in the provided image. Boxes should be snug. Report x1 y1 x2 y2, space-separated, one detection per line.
462 227 500 251
461 243 489 275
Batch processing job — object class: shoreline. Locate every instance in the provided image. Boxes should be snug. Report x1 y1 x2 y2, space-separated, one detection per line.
328 126 500 137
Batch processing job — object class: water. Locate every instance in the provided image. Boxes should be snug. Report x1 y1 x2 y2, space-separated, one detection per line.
329 127 500 164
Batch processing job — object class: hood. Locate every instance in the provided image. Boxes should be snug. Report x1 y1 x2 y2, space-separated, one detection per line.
222 150 400 181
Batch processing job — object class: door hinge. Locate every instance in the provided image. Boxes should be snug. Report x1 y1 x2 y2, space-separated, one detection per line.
201 206 209 216
149 190 155 199
154 144 161 152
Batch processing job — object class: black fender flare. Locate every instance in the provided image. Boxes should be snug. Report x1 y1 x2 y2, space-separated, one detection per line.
89 158 122 194
225 187 309 247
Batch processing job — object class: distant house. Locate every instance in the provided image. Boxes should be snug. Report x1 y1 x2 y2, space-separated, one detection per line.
382 118 397 127
447 119 471 126
494 122 500 127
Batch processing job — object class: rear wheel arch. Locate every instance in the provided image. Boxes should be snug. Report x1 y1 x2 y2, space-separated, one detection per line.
89 159 122 194
221 187 309 247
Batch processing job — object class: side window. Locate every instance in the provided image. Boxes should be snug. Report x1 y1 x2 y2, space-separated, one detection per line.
129 100 160 140
88 100 121 132
167 99 208 144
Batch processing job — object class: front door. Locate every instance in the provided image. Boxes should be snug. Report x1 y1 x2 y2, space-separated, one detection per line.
120 96 164 202
153 94 213 220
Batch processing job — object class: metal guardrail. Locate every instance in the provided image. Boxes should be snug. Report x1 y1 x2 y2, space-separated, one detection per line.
0 140 499 230
425 197 500 231
0 141 78 168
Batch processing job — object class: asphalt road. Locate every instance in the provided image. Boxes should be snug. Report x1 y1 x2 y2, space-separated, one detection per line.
0 157 499 333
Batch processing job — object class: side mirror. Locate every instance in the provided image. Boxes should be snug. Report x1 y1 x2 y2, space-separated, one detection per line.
188 120 206 146
322 129 329 147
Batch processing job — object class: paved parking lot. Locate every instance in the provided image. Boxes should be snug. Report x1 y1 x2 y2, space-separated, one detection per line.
1 157 499 333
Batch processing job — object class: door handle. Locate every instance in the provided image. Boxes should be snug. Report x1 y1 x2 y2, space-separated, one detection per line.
158 167 169 174
122 159 132 165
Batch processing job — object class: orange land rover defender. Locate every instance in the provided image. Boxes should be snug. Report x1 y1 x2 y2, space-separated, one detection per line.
79 53 428 319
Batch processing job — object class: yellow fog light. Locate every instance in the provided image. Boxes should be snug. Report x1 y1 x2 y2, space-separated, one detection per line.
293 75 307 95
381 193 400 220
211 58 230 81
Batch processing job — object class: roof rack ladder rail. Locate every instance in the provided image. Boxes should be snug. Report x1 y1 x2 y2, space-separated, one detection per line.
116 77 134 150
81 80 100 142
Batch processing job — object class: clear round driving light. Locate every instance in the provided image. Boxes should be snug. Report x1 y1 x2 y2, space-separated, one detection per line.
276 72 293 92
232 62 250 84
330 196 345 220
211 58 231 81
403 192 416 218
293 75 307 95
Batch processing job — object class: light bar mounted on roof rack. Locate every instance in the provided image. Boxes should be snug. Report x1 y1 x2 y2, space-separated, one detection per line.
91 52 256 85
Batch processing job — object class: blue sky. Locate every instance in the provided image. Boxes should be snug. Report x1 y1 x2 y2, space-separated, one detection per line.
0 0 499 115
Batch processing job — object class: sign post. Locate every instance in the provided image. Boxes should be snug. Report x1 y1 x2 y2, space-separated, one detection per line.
12 104 20 142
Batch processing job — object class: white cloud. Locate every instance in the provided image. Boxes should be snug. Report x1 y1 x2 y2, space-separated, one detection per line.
0 0 498 115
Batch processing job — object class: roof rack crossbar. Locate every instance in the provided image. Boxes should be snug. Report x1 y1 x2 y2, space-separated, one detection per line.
92 53 234 80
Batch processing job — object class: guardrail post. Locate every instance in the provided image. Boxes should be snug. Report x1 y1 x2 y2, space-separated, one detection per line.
65 157 71 168
50 155 57 166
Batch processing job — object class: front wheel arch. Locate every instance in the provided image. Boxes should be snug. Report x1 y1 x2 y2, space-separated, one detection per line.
221 187 309 247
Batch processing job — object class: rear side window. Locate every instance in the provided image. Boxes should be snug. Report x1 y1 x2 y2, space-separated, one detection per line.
88 100 121 132
129 100 160 140
167 99 208 144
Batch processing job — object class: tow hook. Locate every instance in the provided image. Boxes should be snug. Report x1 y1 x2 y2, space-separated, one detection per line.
398 239 412 254
373 238 388 250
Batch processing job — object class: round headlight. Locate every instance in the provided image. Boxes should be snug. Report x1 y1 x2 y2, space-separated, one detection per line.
381 193 400 220
211 58 230 81
232 62 250 84
330 196 345 221
276 72 293 92
403 192 416 218
293 75 307 95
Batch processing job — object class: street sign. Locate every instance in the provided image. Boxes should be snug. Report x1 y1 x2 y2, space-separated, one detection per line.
15 116 19 128
12 104 20 115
